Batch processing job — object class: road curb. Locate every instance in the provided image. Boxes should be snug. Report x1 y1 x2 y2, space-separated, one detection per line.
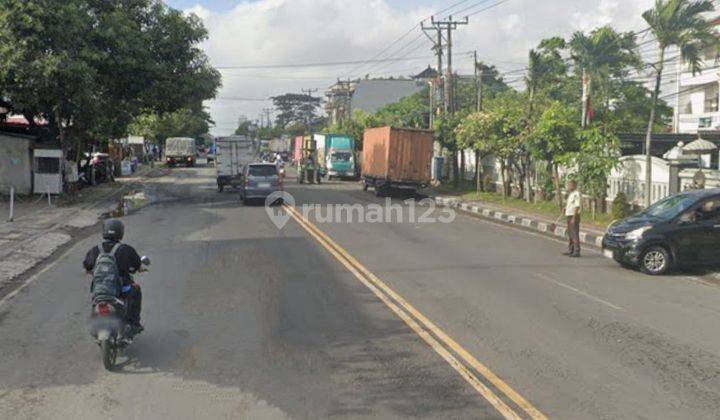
434 196 605 248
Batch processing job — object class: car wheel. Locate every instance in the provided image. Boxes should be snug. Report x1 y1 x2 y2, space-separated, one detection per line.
640 246 671 275
362 182 369 192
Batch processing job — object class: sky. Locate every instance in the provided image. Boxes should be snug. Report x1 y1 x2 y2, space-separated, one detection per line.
165 0 658 136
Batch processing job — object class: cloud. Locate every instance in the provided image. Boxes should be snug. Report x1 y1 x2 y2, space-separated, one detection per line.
185 0 658 135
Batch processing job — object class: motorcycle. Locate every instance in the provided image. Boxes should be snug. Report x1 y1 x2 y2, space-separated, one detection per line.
89 255 150 371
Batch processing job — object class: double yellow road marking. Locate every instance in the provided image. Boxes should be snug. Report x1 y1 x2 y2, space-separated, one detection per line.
283 204 547 420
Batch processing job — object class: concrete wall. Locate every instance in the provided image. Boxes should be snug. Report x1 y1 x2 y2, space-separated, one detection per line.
0 134 33 194
607 155 671 207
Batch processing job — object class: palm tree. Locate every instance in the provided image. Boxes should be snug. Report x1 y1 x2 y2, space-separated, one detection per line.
569 26 641 128
642 0 718 207
525 37 568 115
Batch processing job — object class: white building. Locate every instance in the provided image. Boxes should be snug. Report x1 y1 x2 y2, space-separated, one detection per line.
674 17 720 133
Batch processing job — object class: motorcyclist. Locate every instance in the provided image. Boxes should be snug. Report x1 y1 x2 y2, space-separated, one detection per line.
83 219 144 333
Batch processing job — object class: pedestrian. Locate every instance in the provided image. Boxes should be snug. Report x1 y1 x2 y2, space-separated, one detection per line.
562 179 582 257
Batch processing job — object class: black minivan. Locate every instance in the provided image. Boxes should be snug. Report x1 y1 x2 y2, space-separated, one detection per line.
602 188 720 275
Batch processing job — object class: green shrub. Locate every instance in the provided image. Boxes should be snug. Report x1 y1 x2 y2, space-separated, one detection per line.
612 192 632 220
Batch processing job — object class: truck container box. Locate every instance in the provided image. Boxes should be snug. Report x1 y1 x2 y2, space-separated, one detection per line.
362 126 433 187
215 135 255 191
293 136 304 163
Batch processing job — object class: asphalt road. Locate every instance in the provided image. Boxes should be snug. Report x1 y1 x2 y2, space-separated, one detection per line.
1 165 719 419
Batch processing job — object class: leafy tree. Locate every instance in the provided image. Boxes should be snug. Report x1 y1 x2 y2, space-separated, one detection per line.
455 93 526 196
568 26 641 127
456 112 497 193
326 109 381 150
484 92 529 197
641 0 719 206
129 107 213 145
375 89 430 128
566 128 621 218
525 37 570 111
434 112 467 186
454 63 510 113
272 93 322 130
235 118 253 136
608 81 673 132
0 0 220 154
527 101 580 206
491 102 527 197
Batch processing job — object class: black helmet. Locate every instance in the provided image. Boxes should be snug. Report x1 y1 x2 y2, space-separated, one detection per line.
103 219 124 242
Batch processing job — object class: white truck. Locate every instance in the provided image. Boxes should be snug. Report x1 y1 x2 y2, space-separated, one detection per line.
215 135 255 192
269 138 289 154
165 137 197 167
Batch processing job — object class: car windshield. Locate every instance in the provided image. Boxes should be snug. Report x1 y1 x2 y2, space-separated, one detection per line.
640 194 697 220
331 152 352 161
248 165 277 177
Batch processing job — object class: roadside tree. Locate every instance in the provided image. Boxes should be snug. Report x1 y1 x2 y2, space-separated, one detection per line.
566 128 621 219
527 102 579 207
641 0 719 206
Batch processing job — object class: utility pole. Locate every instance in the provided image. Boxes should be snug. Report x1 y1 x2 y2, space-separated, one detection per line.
474 51 484 194
421 20 444 116
433 15 468 114
474 51 484 112
421 20 445 182
262 108 272 128
338 79 353 124
301 88 318 135
429 15 468 186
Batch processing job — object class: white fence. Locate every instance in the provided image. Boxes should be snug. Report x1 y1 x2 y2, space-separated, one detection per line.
607 155 671 206
453 151 712 209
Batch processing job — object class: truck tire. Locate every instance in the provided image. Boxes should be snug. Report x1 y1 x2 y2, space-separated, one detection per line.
375 185 387 197
217 184 224 193
362 182 369 192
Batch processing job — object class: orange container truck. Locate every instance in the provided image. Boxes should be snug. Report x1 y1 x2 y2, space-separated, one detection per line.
361 126 434 196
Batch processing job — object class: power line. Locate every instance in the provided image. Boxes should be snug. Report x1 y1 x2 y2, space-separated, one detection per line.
364 36 434 77
216 54 441 70
344 0 478 79
448 0 494 17
343 27 420 78
467 0 512 17
360 33 428 77
214 97 271 101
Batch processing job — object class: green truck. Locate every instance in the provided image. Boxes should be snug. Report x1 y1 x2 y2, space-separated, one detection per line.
313 134 357 180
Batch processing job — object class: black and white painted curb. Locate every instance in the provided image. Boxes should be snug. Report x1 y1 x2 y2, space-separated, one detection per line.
434 197 606 248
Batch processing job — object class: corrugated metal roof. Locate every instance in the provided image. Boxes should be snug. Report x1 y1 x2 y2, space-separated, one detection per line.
350 79 425 114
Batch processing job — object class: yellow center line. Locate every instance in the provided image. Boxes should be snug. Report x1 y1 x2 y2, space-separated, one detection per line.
283 204 548 420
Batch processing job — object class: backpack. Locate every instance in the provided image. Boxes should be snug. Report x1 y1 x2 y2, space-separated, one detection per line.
91 243 122 299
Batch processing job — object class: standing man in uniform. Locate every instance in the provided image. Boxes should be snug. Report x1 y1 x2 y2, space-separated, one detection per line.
563 180 582 257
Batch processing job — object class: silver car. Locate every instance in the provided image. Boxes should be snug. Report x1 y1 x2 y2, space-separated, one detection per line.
240 163 283 204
